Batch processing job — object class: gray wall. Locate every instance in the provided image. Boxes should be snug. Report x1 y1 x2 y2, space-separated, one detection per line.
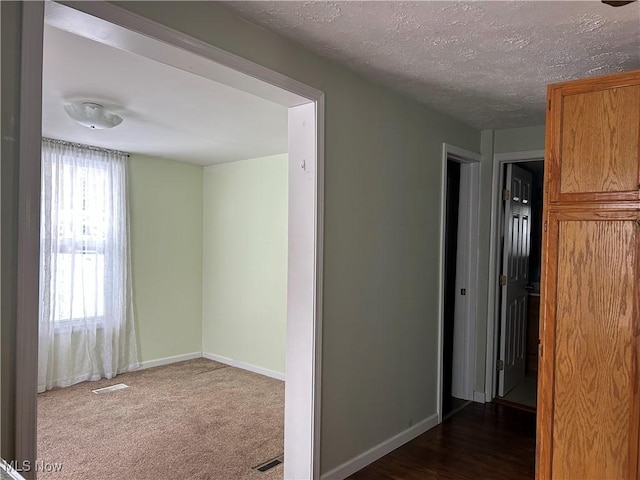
495 125 545 154
475 125 545 394
1 1 21 459
3 1 482 472
103 2 481 472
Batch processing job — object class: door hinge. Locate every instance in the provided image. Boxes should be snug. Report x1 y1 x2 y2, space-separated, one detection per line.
497 359 505 371
544 221 548 232
545 181 550 193
548 99 551 111
539 343 543 358
502 189 510 201
499 275 507 286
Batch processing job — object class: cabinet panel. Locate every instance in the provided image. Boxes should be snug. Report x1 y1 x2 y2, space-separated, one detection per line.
537 211 640 479
561 86 640 194
546 70 640 204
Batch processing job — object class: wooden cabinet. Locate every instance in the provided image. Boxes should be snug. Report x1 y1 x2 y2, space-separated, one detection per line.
546 71 640 203
537 70 640 480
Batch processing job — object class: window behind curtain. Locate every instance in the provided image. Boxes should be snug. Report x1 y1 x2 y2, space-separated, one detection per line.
52 162 107 323
39 138 138 392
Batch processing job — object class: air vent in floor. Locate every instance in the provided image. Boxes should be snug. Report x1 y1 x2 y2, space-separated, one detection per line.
254 454 283 472
92 383 129 394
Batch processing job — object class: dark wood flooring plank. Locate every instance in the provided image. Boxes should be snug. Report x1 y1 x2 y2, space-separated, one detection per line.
349 403 535 480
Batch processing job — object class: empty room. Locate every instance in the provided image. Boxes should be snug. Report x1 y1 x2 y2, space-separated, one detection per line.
35 10 290 479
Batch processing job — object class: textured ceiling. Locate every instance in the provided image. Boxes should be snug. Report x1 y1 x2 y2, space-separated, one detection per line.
224 1 640 130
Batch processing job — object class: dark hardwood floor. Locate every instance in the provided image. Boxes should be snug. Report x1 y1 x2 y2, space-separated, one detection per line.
349 403 536 480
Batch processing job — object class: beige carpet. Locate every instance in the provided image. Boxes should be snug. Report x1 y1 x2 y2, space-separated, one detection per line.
37 358 284 480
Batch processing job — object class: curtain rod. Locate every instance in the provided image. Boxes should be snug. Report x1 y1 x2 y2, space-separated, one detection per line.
42 137 130 158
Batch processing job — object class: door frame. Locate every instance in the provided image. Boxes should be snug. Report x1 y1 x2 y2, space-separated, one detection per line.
484 149 544 401
16 3 325 479
437 143 481 422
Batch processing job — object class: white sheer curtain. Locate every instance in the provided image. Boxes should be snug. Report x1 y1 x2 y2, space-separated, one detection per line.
39 138 138 393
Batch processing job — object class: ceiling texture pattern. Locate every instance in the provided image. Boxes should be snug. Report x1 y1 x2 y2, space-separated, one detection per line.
225 1 640 129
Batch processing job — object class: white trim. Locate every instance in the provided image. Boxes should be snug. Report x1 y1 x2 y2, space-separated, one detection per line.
285 101 320 479
445 144 482 163
137 352 202 370
202 353 285 381
494 149 545 163
437 143 481 422
320 413 439 480
18 4 324 479
15 3 44 475
45 1 317 106
484 149 544 402
462 163 480 402
312 96 325 480
473 391 486 404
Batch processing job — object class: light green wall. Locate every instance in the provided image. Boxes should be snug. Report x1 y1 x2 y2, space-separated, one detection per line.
475 125 545 393
202 154 287 375
128 155 203 363
113 2 480 473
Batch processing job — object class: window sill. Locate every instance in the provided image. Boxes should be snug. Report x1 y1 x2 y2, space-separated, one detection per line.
52 317 105 334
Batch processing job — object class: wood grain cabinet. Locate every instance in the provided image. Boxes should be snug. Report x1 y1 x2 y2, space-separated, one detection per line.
546 71 640 203
537 70 640 480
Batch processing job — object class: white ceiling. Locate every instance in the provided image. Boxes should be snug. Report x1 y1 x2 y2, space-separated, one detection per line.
42 24 288 166
224 0 640 130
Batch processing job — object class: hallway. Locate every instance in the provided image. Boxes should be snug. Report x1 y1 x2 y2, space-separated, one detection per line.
349 403 536 479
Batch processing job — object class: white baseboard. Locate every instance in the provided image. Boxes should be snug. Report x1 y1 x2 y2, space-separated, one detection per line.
320 412 439 480
473 391 486 403
137 352 202 370
202 352 285 381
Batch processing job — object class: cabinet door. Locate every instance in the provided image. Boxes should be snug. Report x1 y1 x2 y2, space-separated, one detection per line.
537 209 640 480
546 70 640 204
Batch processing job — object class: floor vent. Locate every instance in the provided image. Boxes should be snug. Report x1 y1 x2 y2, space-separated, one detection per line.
254 454 283 472
92 383 129 394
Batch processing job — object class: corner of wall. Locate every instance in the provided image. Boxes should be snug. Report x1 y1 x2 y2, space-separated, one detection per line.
474 129 496 396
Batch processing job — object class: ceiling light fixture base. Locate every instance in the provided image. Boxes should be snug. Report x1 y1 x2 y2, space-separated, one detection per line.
64 102 124 129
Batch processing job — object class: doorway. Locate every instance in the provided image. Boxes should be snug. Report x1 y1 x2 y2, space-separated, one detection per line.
438 144 480 421
486 151 544 412
442 160 464 417
16 3 324 479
